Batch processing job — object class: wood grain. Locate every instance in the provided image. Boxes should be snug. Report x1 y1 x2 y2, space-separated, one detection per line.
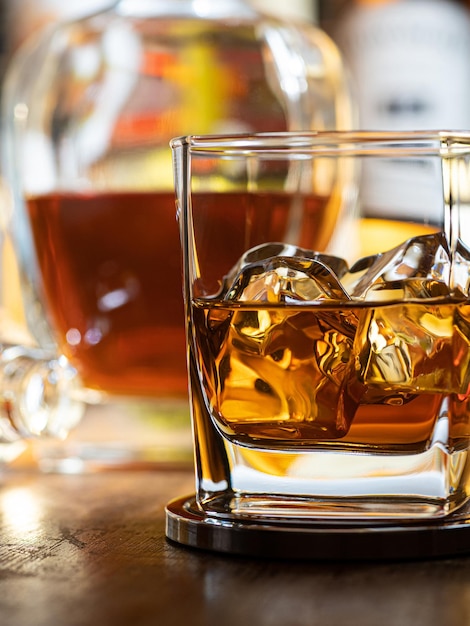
0 468 469 626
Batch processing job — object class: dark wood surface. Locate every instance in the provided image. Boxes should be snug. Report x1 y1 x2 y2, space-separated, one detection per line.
1 467 470 626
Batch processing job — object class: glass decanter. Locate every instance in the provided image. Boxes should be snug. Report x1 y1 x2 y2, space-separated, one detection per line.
0 310 84 465
1 0 352 470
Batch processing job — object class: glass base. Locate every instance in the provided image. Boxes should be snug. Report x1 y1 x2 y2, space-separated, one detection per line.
199 493 455 520
29 399 194 473
198 433 470 520
166 494 470 561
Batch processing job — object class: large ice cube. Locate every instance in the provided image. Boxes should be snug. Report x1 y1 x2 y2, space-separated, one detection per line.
223 243 349 303
345 233 454 301
215 306 363 439
235 242 349 280
347 234 470 397
215 243 362 439
355 302 470 398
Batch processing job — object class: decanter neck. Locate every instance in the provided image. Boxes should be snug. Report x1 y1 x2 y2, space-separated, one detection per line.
113 0 258 19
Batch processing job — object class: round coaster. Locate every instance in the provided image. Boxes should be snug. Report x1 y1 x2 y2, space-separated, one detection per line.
165 495 470 561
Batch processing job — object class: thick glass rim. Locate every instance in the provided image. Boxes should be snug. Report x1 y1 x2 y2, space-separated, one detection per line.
170 130 470 157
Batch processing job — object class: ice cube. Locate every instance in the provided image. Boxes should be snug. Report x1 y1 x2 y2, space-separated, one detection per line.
354 277 451 302
224 252 350 303
355 302 470 398
346 233 453 301
236 242 349 280
218 306 363 439
344 234 470 401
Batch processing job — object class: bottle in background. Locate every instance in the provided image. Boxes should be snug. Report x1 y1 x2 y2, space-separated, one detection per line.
321 0 470 130
317 0 470 284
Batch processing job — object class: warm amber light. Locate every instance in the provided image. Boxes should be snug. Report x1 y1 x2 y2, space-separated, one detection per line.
0 488 42 541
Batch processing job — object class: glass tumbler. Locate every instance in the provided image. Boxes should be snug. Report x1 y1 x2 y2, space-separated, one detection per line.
171 131 470 523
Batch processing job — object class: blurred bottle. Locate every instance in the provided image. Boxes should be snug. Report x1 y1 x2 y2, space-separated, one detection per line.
321 0 470 130
319 0 470 261
2 0 352 471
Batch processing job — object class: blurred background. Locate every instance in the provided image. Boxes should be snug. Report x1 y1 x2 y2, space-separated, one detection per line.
3 0 470 130
0 0 316 69
0 0 326 470
2 0 470 470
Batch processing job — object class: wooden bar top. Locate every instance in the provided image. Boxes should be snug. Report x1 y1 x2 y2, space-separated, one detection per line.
0 466 469 626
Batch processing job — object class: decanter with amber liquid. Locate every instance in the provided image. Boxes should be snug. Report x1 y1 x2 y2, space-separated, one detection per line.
1 0 353 469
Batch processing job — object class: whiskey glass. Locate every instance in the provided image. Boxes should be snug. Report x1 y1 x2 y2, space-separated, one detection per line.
170 130 470 523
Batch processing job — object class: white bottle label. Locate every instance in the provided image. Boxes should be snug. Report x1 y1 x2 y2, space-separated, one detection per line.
337 0 470 130
336 1 470 226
